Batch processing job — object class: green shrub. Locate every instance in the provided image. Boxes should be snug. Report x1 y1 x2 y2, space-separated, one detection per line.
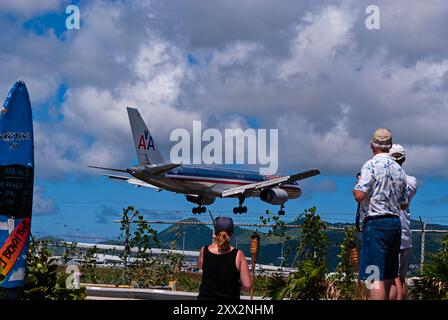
23 240 86 300
410 234 448 300
265 207 329 300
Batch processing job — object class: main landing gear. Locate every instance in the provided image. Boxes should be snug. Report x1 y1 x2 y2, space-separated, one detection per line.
192 206 207 214
233 195 248 214
278 204 286 216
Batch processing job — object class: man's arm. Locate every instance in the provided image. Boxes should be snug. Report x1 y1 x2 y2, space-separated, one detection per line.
353 162 372 203
353 189 367 203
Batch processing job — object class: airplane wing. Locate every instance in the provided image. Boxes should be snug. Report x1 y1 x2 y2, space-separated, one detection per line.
103 174 162 191
87 165 128 173
221 169 320 198
89 163 181 176
138 163 181 176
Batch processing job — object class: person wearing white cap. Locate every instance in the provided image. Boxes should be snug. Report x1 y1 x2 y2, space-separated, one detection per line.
388 144 418 300
353 128 408 300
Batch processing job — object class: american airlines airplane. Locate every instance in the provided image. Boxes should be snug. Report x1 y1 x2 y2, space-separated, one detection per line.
89 108 320 215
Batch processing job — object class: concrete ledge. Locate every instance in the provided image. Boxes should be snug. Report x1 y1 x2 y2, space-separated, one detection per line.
85 285 266 300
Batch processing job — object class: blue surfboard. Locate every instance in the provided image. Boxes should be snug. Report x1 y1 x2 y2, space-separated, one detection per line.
0 80 34 299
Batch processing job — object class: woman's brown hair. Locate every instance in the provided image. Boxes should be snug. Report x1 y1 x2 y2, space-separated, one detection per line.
217 230 230 252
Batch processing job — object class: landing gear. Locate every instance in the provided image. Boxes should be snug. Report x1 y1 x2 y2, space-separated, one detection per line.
233 206 247 214
192 206 207 214
278 204 286 216
233 195 248 214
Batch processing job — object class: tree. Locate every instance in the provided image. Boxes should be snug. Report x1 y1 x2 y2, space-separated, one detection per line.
331 227 361 299
265 207 329 300
410 234 448 300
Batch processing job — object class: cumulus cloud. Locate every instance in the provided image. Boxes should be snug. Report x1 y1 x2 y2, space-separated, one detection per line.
33 185 60 215
0 0 63 17
0 0 447 180
95 205 119 224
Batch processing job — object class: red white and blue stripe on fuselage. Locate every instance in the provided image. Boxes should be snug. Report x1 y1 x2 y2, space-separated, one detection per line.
142 165 302 198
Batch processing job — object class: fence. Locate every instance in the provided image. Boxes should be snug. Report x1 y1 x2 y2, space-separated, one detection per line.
110 218 448 275
33 215 448 276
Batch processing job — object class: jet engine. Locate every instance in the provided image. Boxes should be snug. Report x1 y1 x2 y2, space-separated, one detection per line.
186 195 215 206
259 188 289 205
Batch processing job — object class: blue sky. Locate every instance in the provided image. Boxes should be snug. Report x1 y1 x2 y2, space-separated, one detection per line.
1 1 448 241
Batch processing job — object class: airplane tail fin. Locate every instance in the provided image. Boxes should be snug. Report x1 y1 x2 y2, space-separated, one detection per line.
127 107 164 165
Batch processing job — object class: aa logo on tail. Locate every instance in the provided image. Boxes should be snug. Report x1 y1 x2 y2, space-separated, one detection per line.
137 129 155 151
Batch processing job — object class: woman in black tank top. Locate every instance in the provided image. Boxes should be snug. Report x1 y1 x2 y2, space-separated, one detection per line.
198 217 252 300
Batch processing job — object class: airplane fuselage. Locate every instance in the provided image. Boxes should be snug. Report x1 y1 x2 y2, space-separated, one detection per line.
90 107 319 215
128 164 302 200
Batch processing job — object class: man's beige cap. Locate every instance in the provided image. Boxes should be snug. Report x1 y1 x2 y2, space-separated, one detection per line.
371 128 392 147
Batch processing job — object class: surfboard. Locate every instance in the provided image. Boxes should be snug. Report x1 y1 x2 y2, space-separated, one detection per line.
0 80 34 300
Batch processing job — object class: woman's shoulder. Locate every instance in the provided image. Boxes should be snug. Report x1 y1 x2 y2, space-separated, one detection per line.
234 248 245 260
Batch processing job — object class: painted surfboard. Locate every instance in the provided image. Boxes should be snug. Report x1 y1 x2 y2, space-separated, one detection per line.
0 80 34 299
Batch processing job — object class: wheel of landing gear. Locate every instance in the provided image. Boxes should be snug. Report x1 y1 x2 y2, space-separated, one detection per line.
242 206 247 213
233 207 238 214
201 206 206 213
192 207 197 214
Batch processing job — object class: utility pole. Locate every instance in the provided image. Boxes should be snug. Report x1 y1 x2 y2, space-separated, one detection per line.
279 241 285 267
419 216 427 271
182 232 186 252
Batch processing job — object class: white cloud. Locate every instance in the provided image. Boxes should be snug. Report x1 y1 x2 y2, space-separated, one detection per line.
33 185 60 215
0 0 62 17
0 0 447 180
279 6 355 79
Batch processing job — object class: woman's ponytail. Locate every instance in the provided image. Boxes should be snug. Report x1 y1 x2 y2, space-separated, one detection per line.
217 230 230 252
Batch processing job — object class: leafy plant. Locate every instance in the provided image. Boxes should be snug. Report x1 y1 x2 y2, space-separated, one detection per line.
330 227 361 299
115 206 185 288
24 240 86 300
265 207 329 300
265 260 327 300
81 245 98 283
410 234 448 300
62 241 79 264
259 210 294 266
294 207 328 266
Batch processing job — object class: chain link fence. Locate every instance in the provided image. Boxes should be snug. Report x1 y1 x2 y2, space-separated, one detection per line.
32 213 448 277
114 219 448 275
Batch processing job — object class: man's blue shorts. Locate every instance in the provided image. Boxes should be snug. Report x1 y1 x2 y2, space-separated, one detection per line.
359 216 402 281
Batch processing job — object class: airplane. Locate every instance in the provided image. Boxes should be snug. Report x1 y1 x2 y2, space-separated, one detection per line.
89 107 320 215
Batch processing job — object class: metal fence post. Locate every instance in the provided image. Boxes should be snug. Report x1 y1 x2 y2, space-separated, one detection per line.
419 216 427 272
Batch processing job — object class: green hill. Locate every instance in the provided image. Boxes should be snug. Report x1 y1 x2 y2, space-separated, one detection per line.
150 217 447 273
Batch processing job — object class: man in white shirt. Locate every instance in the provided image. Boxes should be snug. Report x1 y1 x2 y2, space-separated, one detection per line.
388 144 418 300
353 128 408 300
